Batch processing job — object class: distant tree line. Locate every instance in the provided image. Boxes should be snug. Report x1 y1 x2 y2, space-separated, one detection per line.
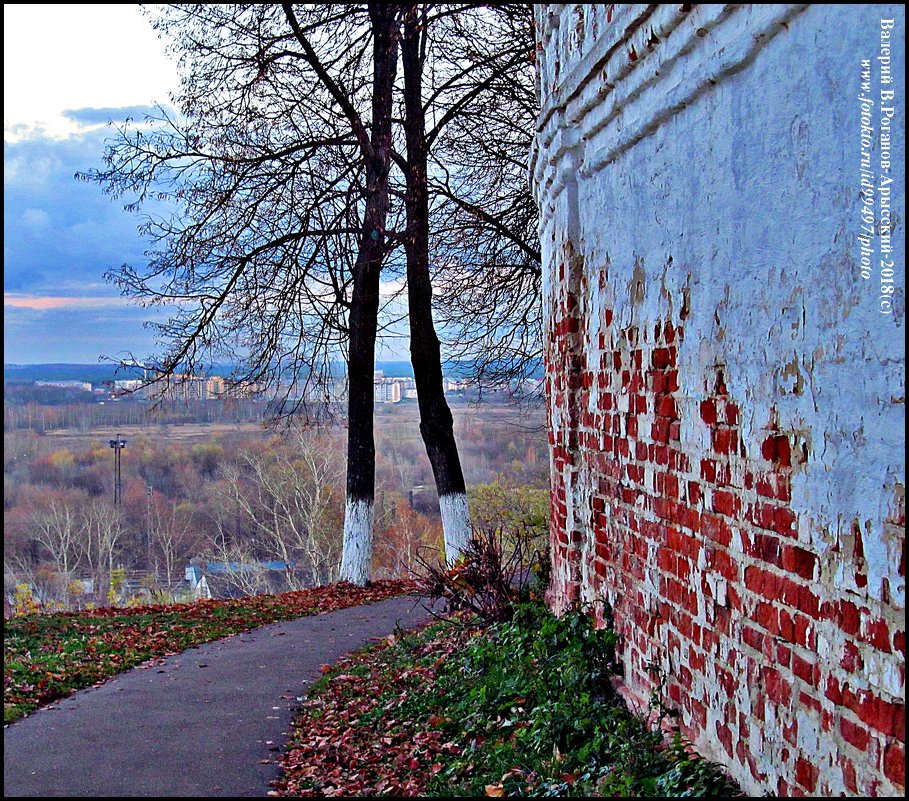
4 403 548 611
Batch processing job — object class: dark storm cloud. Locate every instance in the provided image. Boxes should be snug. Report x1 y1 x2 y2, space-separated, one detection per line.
3 302 168 364
3 125 173 361
4 128 151 297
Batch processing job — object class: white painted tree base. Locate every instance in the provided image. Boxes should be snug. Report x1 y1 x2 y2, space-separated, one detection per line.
440 492 471 566
340 498 374 585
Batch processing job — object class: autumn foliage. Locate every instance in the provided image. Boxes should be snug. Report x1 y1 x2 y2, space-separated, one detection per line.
3 579 415 723
274 603 742 797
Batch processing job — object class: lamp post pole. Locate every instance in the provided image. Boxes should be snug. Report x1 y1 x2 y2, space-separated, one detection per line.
109 435 127 506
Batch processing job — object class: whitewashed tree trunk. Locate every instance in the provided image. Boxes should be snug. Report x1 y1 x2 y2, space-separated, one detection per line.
401 11 472 570
340 498 374 585
439 492 471 565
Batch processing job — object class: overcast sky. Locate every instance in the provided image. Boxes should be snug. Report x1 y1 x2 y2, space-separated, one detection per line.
3 5 182 363
3 5 414 366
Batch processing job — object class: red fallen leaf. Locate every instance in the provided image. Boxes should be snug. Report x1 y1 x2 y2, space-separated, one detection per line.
406 757 420 770
485 784 505 797
430 762 444 774
319 664 333 674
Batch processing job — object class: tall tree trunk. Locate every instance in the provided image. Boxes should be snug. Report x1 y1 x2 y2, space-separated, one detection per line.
340 4 399 584
401 6 471 564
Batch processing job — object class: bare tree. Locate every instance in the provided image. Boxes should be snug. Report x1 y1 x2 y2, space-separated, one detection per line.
211 432 344 588
80 499 125 602
30 498 83 603
424 4 541 388
199 535 273 598
31 499 82 583
85 4 403 585
149 497 194 590
395 3 539 561
400 3 471 562
83 3 538 583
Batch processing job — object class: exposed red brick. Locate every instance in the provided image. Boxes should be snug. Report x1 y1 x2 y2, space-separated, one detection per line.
652 347 673 368
795 757 819 792
825 676 843 705
762 665 792 706
658 395 679 418
743 624 769 653
791 652 816 684
863 617 893 653
856 694 905 739
840 641 864 674
835 600 862 637
842 759 858 793
774 506 798 538
775 435 792 467
712 427 736 455
713 489 738 517
883 741 906 787
840 717 871 750
756 476 776 498
544 300 903 795
799 691 822 713
782 545 817 580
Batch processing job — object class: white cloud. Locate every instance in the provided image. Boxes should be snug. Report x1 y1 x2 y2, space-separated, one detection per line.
3 5 179 141
21 208 50 228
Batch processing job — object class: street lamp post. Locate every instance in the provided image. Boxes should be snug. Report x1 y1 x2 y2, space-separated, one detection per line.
109 435 127 506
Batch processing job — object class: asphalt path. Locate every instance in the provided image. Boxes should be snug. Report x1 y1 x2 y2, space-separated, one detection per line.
4 595 433 797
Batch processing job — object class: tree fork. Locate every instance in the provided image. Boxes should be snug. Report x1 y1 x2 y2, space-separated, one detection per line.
401 5 471 564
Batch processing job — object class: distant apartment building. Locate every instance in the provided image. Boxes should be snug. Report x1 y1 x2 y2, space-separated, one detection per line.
163 375 206 402
36 380 92 392
204 376 225 399
112 378 146 398
374 378 402 404
443 377 471 393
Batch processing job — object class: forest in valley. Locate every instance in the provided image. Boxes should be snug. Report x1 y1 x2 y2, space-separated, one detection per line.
3 391 548 611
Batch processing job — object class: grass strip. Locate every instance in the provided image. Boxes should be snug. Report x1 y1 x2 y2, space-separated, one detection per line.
274 603 742 797
3 579 416 724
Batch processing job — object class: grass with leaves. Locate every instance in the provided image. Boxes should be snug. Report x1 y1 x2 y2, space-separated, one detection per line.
3 579 416 724
273 602 742 797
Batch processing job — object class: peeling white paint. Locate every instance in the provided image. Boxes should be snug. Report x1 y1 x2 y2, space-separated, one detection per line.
439 493 471 566
340 498 373 586
535 3 905 796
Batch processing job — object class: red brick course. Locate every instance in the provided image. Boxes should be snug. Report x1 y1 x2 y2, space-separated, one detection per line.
545 283 906 794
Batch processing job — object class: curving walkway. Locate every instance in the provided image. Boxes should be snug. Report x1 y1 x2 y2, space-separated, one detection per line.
4 595 433 797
